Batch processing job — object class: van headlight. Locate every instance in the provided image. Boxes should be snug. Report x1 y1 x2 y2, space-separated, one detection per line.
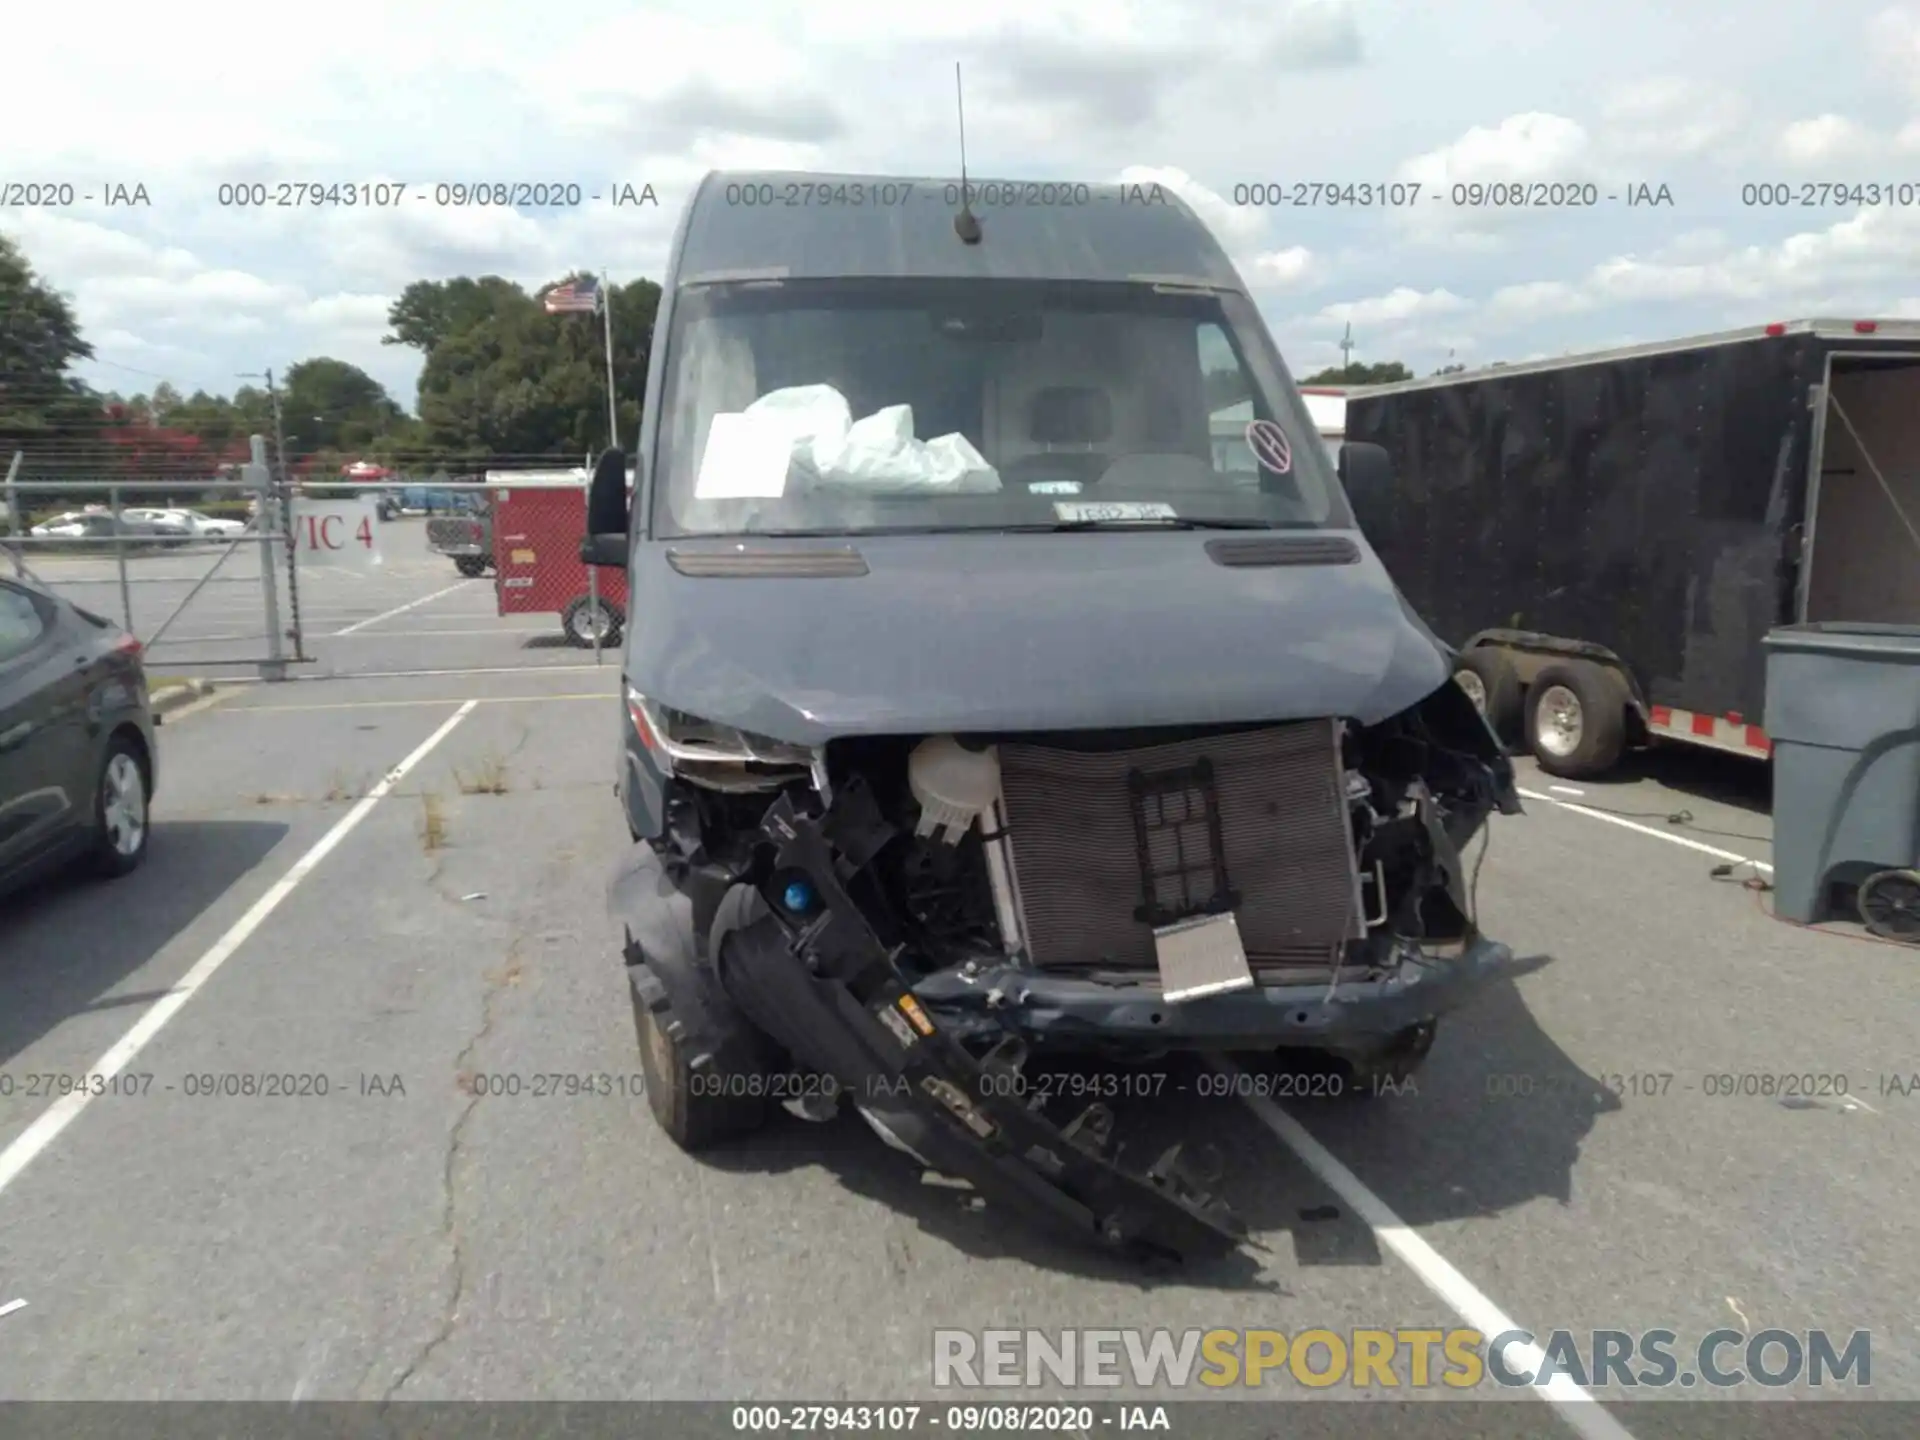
626 688 823 792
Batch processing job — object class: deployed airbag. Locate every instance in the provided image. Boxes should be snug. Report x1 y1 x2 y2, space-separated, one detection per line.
691 384 1000 499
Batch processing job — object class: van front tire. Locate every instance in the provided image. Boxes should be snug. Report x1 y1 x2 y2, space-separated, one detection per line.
629 958 770 1150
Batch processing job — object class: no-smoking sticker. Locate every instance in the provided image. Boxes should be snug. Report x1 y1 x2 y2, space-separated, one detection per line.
1246 419 1292 474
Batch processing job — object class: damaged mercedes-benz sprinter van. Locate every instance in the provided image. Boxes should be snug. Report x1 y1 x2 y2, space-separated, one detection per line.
581 170 1521 1263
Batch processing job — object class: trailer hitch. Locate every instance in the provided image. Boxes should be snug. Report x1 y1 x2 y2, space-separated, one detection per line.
711 780 1249 1264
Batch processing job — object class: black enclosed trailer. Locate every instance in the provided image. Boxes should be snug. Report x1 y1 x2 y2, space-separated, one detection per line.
1344 318 1920 777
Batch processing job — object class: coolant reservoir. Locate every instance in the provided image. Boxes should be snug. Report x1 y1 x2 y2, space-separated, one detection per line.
908 735 1001 844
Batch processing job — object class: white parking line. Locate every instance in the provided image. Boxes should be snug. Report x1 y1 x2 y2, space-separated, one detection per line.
1231 1079 1638 1440
286 664 612 680
331 627 549 639
0 701 479 1203
1516 787 1772 873
330 580 474 636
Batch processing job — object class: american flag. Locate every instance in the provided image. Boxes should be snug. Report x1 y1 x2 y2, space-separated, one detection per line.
543 275 601 314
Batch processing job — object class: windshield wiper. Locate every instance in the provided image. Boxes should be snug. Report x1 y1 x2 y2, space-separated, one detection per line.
1017 516 1278 533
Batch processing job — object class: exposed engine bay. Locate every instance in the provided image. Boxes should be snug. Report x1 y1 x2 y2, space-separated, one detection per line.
617 677 1520 1263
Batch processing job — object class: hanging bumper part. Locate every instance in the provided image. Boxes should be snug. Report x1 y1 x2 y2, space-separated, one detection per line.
711 781 1249 1263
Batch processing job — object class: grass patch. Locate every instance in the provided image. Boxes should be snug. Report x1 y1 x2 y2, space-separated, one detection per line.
453 752 510 795
418 790 447 852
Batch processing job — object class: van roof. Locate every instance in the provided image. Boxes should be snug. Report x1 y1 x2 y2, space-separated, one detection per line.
677 170 1245 290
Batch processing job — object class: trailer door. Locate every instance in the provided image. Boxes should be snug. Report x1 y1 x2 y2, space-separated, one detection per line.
1803 353 1920 624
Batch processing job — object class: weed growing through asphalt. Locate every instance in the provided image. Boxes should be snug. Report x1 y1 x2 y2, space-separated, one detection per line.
453 752 511 795
419 790 447 852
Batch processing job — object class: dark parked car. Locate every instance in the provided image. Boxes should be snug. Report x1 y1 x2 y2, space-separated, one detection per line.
0 575 157 900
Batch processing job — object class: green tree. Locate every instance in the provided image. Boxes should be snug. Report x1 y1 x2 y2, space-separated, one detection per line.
413 274 660 459
281 358 405 456
1299 361 1413 385
168 389 244 453
383 276 529 353
0 232 99 447
147 381 183 420
230 384 275 440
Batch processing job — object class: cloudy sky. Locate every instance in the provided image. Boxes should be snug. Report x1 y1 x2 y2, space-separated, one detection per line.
6 0 1920 410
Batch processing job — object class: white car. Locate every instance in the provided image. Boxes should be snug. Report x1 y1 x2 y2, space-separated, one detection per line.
29 511 98 537
124 507 247 538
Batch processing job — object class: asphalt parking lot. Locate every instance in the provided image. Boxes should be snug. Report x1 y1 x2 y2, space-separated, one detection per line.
0 521 1914 1431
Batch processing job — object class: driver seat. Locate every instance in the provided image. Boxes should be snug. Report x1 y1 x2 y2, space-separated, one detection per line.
998 386 1115 489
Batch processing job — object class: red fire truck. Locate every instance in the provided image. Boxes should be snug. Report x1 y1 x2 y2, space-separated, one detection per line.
486 470 631 648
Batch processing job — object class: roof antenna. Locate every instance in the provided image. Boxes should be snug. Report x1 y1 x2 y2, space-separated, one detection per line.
952 62 982 245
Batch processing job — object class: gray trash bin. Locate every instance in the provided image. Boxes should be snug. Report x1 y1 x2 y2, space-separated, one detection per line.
1763 622 1920 934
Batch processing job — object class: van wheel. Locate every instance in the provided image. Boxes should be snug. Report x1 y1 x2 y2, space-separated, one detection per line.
1525 660 1628 778
1453 648 1523 741
563 596 623 648
1341 1022 1437 1098
629 958 771 1150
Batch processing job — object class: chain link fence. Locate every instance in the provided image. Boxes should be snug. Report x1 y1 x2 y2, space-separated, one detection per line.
1 436 301 678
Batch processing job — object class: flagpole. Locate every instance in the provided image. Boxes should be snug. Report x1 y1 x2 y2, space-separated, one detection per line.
600 272 618 451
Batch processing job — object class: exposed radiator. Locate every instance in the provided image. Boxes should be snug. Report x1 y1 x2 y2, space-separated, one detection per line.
996 722 1364 973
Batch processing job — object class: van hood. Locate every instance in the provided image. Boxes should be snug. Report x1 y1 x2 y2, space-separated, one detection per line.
626 532 1453 745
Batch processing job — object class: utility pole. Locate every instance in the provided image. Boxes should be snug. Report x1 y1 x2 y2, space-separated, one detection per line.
237 369 291 487
265 369 290 489
1339 323 1355 379
238 367 306 662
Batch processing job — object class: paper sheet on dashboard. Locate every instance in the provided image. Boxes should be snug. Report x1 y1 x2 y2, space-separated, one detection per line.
692 412 793 500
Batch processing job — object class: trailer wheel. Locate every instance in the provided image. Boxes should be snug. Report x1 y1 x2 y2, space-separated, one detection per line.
562 595 623 648
1453 647 1523 741
1524 659 1628 778
454 555 488 577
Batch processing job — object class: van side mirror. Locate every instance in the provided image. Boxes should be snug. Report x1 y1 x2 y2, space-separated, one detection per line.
582 446 630 569
1338 441 1394 541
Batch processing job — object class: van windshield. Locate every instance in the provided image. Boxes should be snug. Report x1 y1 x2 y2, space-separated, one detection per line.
649 278 1348 538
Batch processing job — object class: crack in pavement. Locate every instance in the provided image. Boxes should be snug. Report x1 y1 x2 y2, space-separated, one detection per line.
379 931 526 1402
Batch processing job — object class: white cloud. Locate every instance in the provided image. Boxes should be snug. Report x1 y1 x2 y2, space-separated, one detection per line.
1869 5 1920 98
1314 288 1472 328
1779 114 1877 164
1389 112 1603 247
1397 113 1592 188
1117 166 1260 248
1113 164 1321 290
1486 281 1595 319
1582 205 1920 305
1248 247 1315 286
1599 77 1746 161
